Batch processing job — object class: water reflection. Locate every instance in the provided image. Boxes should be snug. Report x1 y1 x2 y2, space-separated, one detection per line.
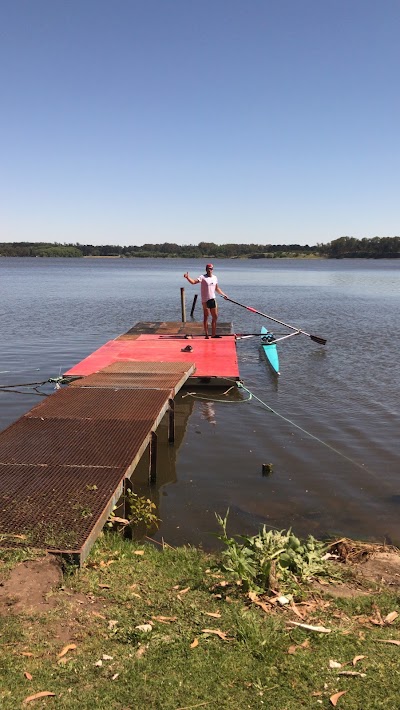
200 402 217 426
128 397 195 517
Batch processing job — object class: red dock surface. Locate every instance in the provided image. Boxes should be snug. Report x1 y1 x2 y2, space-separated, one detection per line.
65 322 240 383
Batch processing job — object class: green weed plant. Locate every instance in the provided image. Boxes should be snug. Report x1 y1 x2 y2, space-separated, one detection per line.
216 511 334 594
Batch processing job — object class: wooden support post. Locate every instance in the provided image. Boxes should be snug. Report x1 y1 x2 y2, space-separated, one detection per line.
149 431 158 484
168 398 175 443
122 478 129 519
180 287 186 323
190 294 198 317
122 478 132 539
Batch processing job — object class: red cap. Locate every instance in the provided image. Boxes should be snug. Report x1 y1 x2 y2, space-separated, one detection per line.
206 263 213 269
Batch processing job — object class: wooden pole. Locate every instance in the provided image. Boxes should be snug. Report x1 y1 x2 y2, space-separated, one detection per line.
180 287 186 322
168 398 175 443
190 294 198 317
149 431 158 484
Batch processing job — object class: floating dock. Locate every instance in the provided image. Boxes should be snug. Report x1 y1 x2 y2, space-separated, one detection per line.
0 322 239 562
65 321 239 385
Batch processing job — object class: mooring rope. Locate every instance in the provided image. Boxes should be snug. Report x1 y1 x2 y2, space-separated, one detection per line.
237 382 376 474
0 376 66 396
182 384 252 403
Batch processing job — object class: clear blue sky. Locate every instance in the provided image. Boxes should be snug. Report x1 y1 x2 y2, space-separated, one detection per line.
1 0 399 246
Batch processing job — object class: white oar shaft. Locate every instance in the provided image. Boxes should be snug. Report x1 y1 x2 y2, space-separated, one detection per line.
246 306 308 336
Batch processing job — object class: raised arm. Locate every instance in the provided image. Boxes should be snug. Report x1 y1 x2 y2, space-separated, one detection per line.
216 284 228 299
184 272 200 285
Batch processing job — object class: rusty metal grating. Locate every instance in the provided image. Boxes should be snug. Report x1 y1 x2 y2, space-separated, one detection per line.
0 346 196 560
25 387 173 421
0 417 162 468
67 361 194 392
123 322 166 334
0 464 125 551
103 361 194 374
69 373 188 390
122 321 233 336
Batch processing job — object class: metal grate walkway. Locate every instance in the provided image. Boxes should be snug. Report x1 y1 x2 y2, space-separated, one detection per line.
0 361 194 563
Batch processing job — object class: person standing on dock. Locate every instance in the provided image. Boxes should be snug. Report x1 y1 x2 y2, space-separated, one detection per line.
184 264 228 338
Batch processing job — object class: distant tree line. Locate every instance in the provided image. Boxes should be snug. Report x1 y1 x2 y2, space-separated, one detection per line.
0 237 398 259
317 236 399 258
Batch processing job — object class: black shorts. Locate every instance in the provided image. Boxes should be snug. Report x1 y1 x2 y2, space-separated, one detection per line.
205 298 216 309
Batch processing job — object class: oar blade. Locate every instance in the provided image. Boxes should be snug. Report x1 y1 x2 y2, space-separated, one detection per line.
310 334 327 345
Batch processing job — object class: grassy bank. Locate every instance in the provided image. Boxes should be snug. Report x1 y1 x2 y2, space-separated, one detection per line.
0 533 399 709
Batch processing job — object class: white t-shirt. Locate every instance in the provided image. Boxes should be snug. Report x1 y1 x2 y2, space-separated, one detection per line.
198 274 218 302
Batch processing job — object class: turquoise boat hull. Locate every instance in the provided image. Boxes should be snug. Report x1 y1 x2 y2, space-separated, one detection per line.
260 326 280 376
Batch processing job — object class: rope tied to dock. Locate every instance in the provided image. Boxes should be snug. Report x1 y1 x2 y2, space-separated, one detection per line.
0 375 68 396
237 382 376 475
182 384 252 403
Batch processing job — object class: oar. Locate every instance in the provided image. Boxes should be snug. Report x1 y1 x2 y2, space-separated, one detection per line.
225 297 327 345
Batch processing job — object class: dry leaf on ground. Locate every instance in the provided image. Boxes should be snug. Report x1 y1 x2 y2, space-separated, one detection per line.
201 629 230 641
92 611 106 619
203 611 221 618
288 640 310 655
152 615 177 623
134 550 145 556
190 638 199 649
135 623 152 632
352 655 366 665
339 671 366 677
384 611 399 624
330 690 347 706
24 672 33 680
248 591 271 613
290 601 304 619
287 621 331 633
370 606 384 625
329 660 342 669
136 645 147 659
57 644 77 659
377 639 400 646
23 691 56 704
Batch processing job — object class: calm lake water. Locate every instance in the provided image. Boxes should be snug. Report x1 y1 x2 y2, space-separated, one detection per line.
0 257 399 547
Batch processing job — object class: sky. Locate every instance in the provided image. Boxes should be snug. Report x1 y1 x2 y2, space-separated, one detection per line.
1 0 399 247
